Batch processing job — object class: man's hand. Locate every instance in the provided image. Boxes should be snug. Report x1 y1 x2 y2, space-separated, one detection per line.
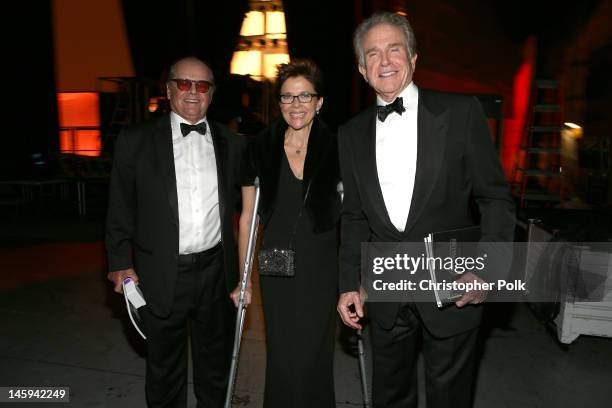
107 268 139 293
229 283 252 308
455 271 487 307
337 290 365 330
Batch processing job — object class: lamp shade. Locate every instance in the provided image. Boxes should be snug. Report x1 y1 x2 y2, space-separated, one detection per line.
240 11 264 36
230 50 263 77
263 53 290 79
265 11 286 34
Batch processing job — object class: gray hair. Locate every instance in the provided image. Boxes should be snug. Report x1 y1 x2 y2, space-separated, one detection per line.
353 12 417 67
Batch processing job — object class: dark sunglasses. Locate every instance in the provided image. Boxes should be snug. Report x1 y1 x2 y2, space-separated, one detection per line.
170 78 213 93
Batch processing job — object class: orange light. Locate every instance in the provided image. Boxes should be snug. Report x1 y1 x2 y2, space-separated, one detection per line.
263 53 290 79
231 50 263 78
148 96 159 113
240 11 265 36
232 3 289 82
57 93 99 127
57 92 101 156
266 11 286 34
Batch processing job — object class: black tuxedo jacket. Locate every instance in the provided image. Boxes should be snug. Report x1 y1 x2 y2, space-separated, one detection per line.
106 114 244 318
241 117 341 233
338 89 515 337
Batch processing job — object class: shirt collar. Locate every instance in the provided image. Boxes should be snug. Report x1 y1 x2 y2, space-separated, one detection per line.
376 81 419 110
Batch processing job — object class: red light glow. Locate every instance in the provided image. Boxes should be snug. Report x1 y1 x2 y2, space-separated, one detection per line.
57 92 101 156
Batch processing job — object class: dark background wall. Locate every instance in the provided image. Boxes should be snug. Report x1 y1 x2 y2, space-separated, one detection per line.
4 0 59 178
4 0 610 183
121 0 248 83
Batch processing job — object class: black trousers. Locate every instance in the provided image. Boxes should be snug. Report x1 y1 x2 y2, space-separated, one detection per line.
370 303 479 408
141 244 233 408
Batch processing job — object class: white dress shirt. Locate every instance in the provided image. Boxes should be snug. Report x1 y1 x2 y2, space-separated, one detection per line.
375 82 419 232
170 112 221 254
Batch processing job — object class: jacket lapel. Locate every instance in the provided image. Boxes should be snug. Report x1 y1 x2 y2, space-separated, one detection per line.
268 121 286 206
302 118 327 198
403 91 449 233
353 106 398 233
154 115 179 227
209 121 228 228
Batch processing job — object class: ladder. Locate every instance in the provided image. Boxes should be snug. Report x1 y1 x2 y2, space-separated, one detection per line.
514 79 565 208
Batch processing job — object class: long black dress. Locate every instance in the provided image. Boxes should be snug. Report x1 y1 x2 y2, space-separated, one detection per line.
241 118 340 407
259 153 338 407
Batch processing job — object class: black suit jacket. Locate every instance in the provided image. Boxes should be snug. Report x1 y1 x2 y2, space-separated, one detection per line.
106 114 244 318
338 89 515 337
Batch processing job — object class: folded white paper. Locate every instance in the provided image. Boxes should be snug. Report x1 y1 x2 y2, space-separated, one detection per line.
122 278 146 339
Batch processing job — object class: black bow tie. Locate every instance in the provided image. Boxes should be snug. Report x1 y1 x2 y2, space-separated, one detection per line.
376 97 405 122
180 122 207 137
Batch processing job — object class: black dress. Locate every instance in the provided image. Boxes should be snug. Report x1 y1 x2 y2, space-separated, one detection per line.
259 153 338 407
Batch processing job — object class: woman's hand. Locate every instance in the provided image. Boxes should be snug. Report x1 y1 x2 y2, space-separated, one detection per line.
230 283 252 308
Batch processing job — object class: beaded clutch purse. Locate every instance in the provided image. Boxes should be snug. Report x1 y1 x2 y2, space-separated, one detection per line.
258 248 296 277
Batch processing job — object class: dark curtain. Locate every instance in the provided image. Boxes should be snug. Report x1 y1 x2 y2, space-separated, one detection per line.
3 0 58 178
121 0 248 86
284 0 358 128
491 0 599 77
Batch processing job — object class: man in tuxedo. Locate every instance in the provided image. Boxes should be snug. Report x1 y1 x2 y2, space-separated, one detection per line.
106 56 243 407
337 12 515 408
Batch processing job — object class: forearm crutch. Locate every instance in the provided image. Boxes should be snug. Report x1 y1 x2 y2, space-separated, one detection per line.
356 328 371 408
225 177 261 408
338 181 371 408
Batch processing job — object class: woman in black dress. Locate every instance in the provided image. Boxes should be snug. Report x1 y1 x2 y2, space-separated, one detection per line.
230 59 341 407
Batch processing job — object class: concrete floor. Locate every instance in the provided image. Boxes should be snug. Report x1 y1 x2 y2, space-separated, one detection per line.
1 214 611 407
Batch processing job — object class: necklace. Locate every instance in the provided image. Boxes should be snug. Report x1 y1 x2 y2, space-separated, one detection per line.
285 141 305 154
285 131 307 155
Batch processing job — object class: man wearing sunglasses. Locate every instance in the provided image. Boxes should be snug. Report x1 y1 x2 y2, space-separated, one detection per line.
106 56 244 407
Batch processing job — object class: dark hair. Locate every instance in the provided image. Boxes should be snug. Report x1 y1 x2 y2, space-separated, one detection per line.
276 58 324 96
